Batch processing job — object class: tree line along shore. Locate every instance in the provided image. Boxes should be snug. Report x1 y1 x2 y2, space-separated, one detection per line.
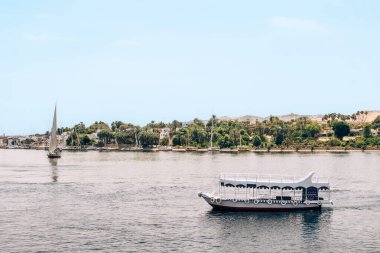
2 111 380 152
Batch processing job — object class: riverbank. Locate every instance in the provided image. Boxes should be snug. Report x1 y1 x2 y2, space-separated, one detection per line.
1 146 380 153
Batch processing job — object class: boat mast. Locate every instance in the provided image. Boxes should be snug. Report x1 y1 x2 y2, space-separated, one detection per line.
77 128 81 149
71 127 75 147
210 115 215 148
134 128 138 147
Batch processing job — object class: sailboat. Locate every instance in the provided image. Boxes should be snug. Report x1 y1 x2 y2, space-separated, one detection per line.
47 105 61 158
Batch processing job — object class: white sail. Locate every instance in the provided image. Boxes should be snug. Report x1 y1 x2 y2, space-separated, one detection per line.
49 105 58 153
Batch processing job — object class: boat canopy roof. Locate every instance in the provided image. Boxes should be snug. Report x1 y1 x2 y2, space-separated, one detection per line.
220 171 329 190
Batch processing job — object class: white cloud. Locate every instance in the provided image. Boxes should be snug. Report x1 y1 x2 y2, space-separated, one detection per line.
110 39 139 48
270 16 325 32
21 33 76 43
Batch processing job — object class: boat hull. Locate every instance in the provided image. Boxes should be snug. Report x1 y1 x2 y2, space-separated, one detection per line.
47 153 61 158
200 193 321 212
210 202 321 212
47 150 61 158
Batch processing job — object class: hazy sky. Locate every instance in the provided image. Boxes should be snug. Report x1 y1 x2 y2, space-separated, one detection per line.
1 0 379 135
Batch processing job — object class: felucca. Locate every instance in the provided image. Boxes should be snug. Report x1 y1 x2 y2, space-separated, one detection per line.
47 105 61 158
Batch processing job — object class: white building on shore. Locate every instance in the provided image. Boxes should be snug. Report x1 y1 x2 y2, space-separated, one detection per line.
159 128 170 140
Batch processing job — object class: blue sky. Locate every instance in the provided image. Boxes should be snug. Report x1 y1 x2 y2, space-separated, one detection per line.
1 0 379 135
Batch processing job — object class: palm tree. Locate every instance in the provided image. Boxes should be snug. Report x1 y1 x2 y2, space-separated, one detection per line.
210 115 216 147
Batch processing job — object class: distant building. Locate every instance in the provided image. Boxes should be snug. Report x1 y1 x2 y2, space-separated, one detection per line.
33 134 49 147
0 136 8 147
343 136 357 141
182 121 192 128
88 133 98 141
7 136 21 147
159 128 170 140
318 137 330 142
350 129 362 136
265 135 273 141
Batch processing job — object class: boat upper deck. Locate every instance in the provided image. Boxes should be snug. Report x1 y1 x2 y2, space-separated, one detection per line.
220 171 329 189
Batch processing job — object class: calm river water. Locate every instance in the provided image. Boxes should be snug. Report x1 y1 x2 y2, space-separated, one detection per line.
0 149 379 252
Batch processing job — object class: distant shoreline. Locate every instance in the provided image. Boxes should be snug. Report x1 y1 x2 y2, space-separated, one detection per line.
1 147 379 153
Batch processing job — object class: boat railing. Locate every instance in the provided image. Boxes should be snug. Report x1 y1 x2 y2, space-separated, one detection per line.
220 173 329 184
311 177 329 183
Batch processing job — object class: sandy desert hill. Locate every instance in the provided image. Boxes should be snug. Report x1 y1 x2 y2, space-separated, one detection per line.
219 110 380 124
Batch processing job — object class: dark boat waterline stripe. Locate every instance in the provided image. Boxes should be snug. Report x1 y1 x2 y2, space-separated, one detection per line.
210 204 322 212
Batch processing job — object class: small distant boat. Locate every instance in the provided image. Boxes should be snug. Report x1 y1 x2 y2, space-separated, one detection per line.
186 146 198 152
172 147 187 152
158 146 172 152
198 171 333 211
129 147 144 152
47 105 61 158
208 147 220 152
238 146 250 152
220 148 239 154
142 147 159 152
64 146 82 151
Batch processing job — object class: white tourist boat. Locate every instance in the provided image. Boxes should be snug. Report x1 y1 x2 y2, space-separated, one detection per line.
47 105 61 158
198 171 333 211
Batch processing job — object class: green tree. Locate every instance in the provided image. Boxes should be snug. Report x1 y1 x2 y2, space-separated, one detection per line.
283 137 292 148
329 137 341 147
332 121 350 140
354 137 367 150
372 116 380 130
305 121 322 138
66 132 80 146
275 132 284 145
87 121 110 133
138 131 159 148
172 128 188 146
363 124 372 138
58 127 71 135
111 121 124 131
190 126 207 147
57 128 63 135
80 135 92 145
73 122 87 134
115 131 136 145
160 136 169 146
218 134 231 148
171 120 182 129
172 134 186 146
97 129 114 144
372 137 380 148
95 140 105 147
229 128 240 147
253 135 262 148
240 130 250 146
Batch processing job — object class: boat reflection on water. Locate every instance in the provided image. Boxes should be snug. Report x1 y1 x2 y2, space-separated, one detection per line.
48 158 59 182
203 209 332 252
